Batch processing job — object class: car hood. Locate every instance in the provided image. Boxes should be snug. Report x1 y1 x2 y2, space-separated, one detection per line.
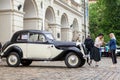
53 41 76 47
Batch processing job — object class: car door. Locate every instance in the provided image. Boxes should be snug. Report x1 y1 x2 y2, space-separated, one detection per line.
26 33 52 59
15 32 29 58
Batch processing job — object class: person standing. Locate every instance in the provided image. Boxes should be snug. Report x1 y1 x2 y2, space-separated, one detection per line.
84 35 94 54
91 33 104 67
84 35 94 65
108 33 117 67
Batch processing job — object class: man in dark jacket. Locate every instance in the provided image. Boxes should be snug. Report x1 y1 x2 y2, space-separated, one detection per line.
84 36 94 54
84 35 94 65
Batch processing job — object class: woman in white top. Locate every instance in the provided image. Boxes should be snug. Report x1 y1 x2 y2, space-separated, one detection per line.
90 33 104 67
94 36 104 48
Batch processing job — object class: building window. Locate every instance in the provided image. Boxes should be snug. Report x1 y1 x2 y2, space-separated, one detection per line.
57 33 60 38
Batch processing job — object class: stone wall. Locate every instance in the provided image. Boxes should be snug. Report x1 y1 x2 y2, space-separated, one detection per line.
0 0 88 43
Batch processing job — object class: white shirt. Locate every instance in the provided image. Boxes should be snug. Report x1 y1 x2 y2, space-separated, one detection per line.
94 37 103 48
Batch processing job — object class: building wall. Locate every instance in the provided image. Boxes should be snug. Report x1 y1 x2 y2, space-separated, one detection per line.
0 0 88 44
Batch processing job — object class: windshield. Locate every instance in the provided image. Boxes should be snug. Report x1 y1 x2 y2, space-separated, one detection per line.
45 33 54 40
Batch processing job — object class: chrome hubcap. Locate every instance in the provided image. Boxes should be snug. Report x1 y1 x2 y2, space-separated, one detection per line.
68 55 79 66
8 55 17 65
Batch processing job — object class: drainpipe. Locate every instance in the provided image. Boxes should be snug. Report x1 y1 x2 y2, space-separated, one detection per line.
42 0 45 30
84 0 86 38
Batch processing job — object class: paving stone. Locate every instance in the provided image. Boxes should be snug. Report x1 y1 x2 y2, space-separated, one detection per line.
0 57 120 80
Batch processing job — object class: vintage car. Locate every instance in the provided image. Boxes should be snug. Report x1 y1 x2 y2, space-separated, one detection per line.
0 30 86 68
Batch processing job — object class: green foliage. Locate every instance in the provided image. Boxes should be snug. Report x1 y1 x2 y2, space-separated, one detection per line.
89 0 120 44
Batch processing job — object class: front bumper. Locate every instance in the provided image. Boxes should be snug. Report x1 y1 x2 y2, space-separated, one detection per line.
0 51 5 58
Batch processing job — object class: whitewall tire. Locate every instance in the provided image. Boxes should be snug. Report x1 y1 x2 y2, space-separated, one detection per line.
6 52 21 67
65 52 81 68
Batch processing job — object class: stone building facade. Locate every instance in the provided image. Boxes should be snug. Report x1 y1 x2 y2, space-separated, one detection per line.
0 0 89 44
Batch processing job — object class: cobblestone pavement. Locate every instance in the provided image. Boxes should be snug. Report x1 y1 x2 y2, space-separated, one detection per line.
0 57 120 80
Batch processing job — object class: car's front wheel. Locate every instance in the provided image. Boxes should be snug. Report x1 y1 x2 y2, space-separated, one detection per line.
21 60 32 66
79 59 85 67
65 52 81 68
6 52 21 67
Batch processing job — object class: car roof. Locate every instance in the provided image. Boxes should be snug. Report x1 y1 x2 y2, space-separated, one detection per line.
11 30 51 42
15 30 51 34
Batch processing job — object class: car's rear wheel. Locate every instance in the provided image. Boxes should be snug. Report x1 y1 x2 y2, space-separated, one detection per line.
65 52 82 68
6 52 21 67
21 60 32 66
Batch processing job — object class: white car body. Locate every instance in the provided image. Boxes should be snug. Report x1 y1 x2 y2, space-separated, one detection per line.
1 43 63 59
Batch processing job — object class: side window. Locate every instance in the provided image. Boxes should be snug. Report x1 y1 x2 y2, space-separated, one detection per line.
16 33 28 42
38 34 46 42
29 33 38 42
29 33 46 42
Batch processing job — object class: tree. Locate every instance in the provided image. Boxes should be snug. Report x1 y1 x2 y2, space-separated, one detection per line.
89 0 120 44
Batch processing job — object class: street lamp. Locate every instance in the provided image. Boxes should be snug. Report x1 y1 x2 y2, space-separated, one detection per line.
18 4 22 11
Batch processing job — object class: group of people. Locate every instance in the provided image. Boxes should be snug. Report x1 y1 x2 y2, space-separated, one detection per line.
84 33 117 67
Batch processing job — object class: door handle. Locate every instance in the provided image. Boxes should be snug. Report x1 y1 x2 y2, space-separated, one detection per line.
48 45 53 48
51 45 53 47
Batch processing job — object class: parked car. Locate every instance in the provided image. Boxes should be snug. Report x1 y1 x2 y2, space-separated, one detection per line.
101 45 120 57
0 30 86 68
101 46 109 57
116 46 120 56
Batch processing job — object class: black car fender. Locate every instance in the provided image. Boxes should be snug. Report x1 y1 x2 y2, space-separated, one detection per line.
2 46 23 58
68 47 81 52
52 47 83 61
64 47 83 57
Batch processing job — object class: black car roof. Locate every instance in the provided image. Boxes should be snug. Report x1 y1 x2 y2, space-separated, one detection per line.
11 30 51 42
14 30 51 34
